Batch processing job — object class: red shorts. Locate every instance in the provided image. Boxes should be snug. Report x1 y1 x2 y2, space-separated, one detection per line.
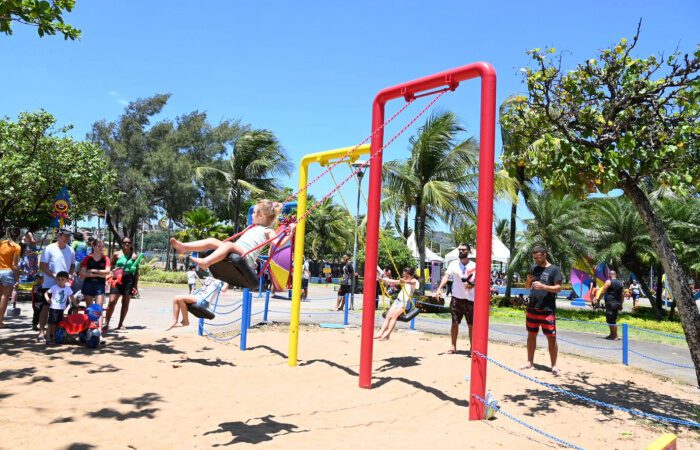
526 308 556 336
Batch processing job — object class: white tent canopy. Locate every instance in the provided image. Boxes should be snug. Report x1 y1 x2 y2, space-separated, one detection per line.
444 234 510 265
406 232 444 262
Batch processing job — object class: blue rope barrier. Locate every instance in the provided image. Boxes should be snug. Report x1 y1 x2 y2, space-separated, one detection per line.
472 394 584 450
473 351 700 428
628 350 695 369
627 326 686 340
204 317 242 327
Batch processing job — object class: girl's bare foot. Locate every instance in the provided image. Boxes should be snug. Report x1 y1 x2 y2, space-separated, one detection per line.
379 335 390 341
180 321 189 327
166 322 179 331
374 334 382 339
551 366 562 376
519 363 534 370
190 256 211 270
169 238 185 254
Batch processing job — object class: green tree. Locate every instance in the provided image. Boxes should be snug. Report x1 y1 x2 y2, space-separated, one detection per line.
0 111 113 229
304 198 353 259
384 111 480 292
584 198 658 309
503 29 700 383
494 218 510 246
195 129 293 233
0 0 80 39
510 193 589 276
175 208 229 241
358 231 415 273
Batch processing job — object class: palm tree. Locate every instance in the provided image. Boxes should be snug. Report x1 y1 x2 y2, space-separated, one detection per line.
195 130 293 232
304 198 354 260
175 207 229 241
583 198 659 310
494 218 510 245
510 193 589 276
383 111 480 292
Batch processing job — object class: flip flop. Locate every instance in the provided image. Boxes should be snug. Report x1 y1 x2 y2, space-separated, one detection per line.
551 367 562 376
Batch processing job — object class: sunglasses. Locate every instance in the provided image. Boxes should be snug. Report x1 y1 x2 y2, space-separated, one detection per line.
123 241 132 244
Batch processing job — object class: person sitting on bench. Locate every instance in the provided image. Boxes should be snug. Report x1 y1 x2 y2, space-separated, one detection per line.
170 199 295 271
167 276 228 330
374 267 419 341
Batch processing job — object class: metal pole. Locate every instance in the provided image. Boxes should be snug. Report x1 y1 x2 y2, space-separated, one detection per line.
343 293 350 326
351 168 364 310
263 290 271 322
198 317 204 336
240 288 250 350
622 323 629 365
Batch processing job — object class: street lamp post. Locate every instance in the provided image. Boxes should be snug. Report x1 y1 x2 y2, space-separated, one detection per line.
350 160 367 310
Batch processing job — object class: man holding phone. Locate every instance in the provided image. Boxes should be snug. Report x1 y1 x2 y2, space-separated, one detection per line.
523 245 563 375
436 243 475 355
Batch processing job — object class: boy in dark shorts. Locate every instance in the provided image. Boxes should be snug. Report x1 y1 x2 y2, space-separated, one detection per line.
43 271 75 344
523 245 562 375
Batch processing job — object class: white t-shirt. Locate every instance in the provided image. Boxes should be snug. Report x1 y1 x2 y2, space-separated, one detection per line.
48 284 73 310
196 277 225 302
445 259 476 301
302 261 310 280
41 243 76 289
392 279 420 308
187 270 198 285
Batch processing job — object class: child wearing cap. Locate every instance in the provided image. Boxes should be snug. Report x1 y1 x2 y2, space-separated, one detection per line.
43 271 75 344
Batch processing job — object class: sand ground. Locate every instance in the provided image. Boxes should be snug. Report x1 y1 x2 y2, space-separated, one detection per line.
1 315 699 450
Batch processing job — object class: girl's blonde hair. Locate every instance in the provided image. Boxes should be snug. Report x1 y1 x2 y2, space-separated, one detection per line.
256 199 283 228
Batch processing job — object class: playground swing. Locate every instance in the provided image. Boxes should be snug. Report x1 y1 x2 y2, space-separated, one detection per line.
202 223 294 290
329 162 421 323
186 279 226 320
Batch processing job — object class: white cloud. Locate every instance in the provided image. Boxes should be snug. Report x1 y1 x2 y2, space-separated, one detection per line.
108 90 128 106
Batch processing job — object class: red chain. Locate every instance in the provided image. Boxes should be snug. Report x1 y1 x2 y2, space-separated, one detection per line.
280 98 416 206
296 89 447 225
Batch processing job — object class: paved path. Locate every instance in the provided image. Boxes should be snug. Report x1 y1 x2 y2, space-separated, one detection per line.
3 283 696 385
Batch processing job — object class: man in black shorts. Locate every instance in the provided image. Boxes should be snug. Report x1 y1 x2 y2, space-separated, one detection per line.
335 254 353 311
436 244 475 355
523 245 563 375
597 270 624 340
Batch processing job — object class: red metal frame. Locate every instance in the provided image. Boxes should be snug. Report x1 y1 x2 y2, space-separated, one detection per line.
358 62 497 421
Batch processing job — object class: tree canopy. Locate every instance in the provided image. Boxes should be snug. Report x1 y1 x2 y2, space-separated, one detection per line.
0 110 113 230
0 0 81 39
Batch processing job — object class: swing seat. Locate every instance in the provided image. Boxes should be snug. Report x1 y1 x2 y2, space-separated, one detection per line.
202 251 259 289
381 305 420 322
187 301 216 320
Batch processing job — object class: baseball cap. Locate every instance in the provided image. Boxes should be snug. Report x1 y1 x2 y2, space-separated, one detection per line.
57 227 72 235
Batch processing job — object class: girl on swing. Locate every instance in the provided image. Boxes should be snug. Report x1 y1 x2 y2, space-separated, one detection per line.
170 200 294 271
375 267 420 341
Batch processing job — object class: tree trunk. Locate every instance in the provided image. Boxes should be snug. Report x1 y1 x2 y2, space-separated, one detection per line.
655 266 665 315
233 187 242 234
105 212 123 251
621 180 700 386
415 202 427 295
403 206 410 239
505 196 518 301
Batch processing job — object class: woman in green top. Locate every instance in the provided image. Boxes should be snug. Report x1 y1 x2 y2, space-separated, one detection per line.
104 237 143 330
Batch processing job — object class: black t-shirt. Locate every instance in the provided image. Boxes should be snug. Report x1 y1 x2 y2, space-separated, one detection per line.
604 279 624 306
341 262 354 286
527 264 563 312
81 256 110 283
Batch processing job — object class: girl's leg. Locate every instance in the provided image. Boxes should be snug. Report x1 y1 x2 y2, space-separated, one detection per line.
104 293 120 329
117 295 131 329
180 297 196 326
168 296 184 330
381 309 402 341
170 237 224 254
95 294 105 328
0 286 12 327
190 242 245 270
375 314 391 339
83 295 95 307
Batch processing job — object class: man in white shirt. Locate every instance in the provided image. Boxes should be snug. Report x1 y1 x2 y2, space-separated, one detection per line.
38 228 76 342
301 258 310 301
436 243 476 355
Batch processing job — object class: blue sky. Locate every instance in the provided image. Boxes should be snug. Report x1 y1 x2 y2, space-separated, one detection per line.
3 0 699 234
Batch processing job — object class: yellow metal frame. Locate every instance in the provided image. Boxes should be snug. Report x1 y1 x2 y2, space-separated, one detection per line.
288 144 371 366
